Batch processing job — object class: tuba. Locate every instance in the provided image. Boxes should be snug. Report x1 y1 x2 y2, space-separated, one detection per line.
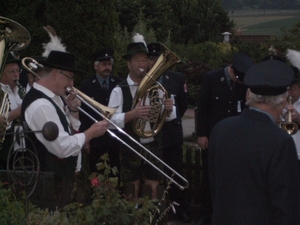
132 44 180 138
0 17 31 143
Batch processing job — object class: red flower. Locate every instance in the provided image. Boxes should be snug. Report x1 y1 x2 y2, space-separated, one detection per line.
91 177 100 187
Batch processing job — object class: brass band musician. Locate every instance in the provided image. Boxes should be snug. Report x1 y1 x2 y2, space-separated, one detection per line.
108 35 175 201
0 53 24 169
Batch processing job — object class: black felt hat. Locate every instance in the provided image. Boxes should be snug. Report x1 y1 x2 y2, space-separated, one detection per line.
244 60 294 96
42 51 84 74
232 53 254 74
122 42 148 60
92 48 114 61
5 52 21 64
147 43 162 57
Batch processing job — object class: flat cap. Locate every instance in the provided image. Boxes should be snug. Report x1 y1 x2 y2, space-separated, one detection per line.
147 43 162 57
92 48 114 62
244 60 294 96
232 53 254 74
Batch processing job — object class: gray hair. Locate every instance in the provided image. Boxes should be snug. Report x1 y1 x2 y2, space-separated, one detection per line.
246 89 288 110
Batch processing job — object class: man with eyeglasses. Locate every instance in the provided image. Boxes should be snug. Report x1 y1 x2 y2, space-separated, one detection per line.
0 52 24 169
21 50 109 208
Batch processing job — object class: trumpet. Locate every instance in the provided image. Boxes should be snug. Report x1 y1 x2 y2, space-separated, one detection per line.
66 86 189 190
281 96 299 135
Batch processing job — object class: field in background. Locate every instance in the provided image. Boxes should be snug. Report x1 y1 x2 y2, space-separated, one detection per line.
228 9 300 36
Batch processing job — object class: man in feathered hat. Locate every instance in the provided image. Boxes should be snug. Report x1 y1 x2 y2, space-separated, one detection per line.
108 34 175 201
21 27 109 208
79 48 123 173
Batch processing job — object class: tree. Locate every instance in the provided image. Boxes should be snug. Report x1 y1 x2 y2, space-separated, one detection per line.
0 0 119 84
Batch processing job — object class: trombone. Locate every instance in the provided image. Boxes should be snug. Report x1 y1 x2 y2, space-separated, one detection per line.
22 57 189 190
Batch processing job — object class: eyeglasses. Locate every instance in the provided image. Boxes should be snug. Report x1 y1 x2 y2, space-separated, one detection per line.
8 69 22 75
57 70 74 81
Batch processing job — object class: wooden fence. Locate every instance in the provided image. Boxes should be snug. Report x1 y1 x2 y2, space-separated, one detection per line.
183 143 202 205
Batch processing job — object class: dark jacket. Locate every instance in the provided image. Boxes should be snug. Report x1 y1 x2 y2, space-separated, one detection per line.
208 108 300 225
197 68 248 137
79 75 123 148
161 70 188 147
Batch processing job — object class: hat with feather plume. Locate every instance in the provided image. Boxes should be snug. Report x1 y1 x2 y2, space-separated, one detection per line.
40 25 84 74
122 33 149 60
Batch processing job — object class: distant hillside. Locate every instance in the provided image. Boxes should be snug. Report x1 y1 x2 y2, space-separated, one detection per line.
222 0 299 10
229 9 300 36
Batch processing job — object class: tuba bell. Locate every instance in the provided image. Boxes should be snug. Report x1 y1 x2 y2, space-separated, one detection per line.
132 43 180 138
0 17 31 143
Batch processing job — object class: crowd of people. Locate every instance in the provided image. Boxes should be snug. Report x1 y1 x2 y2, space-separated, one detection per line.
1 28 300 224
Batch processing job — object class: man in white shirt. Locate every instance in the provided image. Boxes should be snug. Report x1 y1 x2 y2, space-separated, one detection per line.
108 40 174 201
0 53 24 168
21 50 109 207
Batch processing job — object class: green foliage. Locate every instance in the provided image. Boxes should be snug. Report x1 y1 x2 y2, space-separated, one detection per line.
0 154 166 225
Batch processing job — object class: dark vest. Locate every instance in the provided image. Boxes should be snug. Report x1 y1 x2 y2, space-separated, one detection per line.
118 80 162 145
21 88 77 179
118 80 139 144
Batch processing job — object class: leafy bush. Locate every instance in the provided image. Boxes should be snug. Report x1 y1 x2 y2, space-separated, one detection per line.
0 154 171 225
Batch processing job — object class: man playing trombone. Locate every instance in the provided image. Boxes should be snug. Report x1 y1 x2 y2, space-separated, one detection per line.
21 50 109 208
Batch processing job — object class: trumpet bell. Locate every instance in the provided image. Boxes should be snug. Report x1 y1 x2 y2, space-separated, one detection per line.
282 122 298 135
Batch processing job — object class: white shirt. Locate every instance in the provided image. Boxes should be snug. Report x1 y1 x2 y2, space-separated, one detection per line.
24 83 85 171
0 83 22 110
292 99 300 160
108 75 176 144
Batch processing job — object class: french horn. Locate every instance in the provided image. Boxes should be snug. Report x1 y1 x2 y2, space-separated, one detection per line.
132 43 180 138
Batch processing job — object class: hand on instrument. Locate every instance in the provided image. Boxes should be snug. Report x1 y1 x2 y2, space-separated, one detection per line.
164 98 174 111
65 92 81 112
286 105 300 123
197 136 209 150
133 99 151 119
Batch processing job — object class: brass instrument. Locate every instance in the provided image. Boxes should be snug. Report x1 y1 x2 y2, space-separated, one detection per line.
281 96 298 135
132 43 180 138
0 17 31 143
22 57 189 190
21 57 42 79
67 86 189 190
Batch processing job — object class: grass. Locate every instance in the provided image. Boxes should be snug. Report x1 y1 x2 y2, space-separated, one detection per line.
229 9 300 36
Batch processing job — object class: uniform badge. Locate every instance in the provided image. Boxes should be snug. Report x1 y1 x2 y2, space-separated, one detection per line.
220 77 225 82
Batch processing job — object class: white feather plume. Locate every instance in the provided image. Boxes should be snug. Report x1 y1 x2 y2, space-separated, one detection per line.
132 33 147 48
286 49 300 70
42 25 66 57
